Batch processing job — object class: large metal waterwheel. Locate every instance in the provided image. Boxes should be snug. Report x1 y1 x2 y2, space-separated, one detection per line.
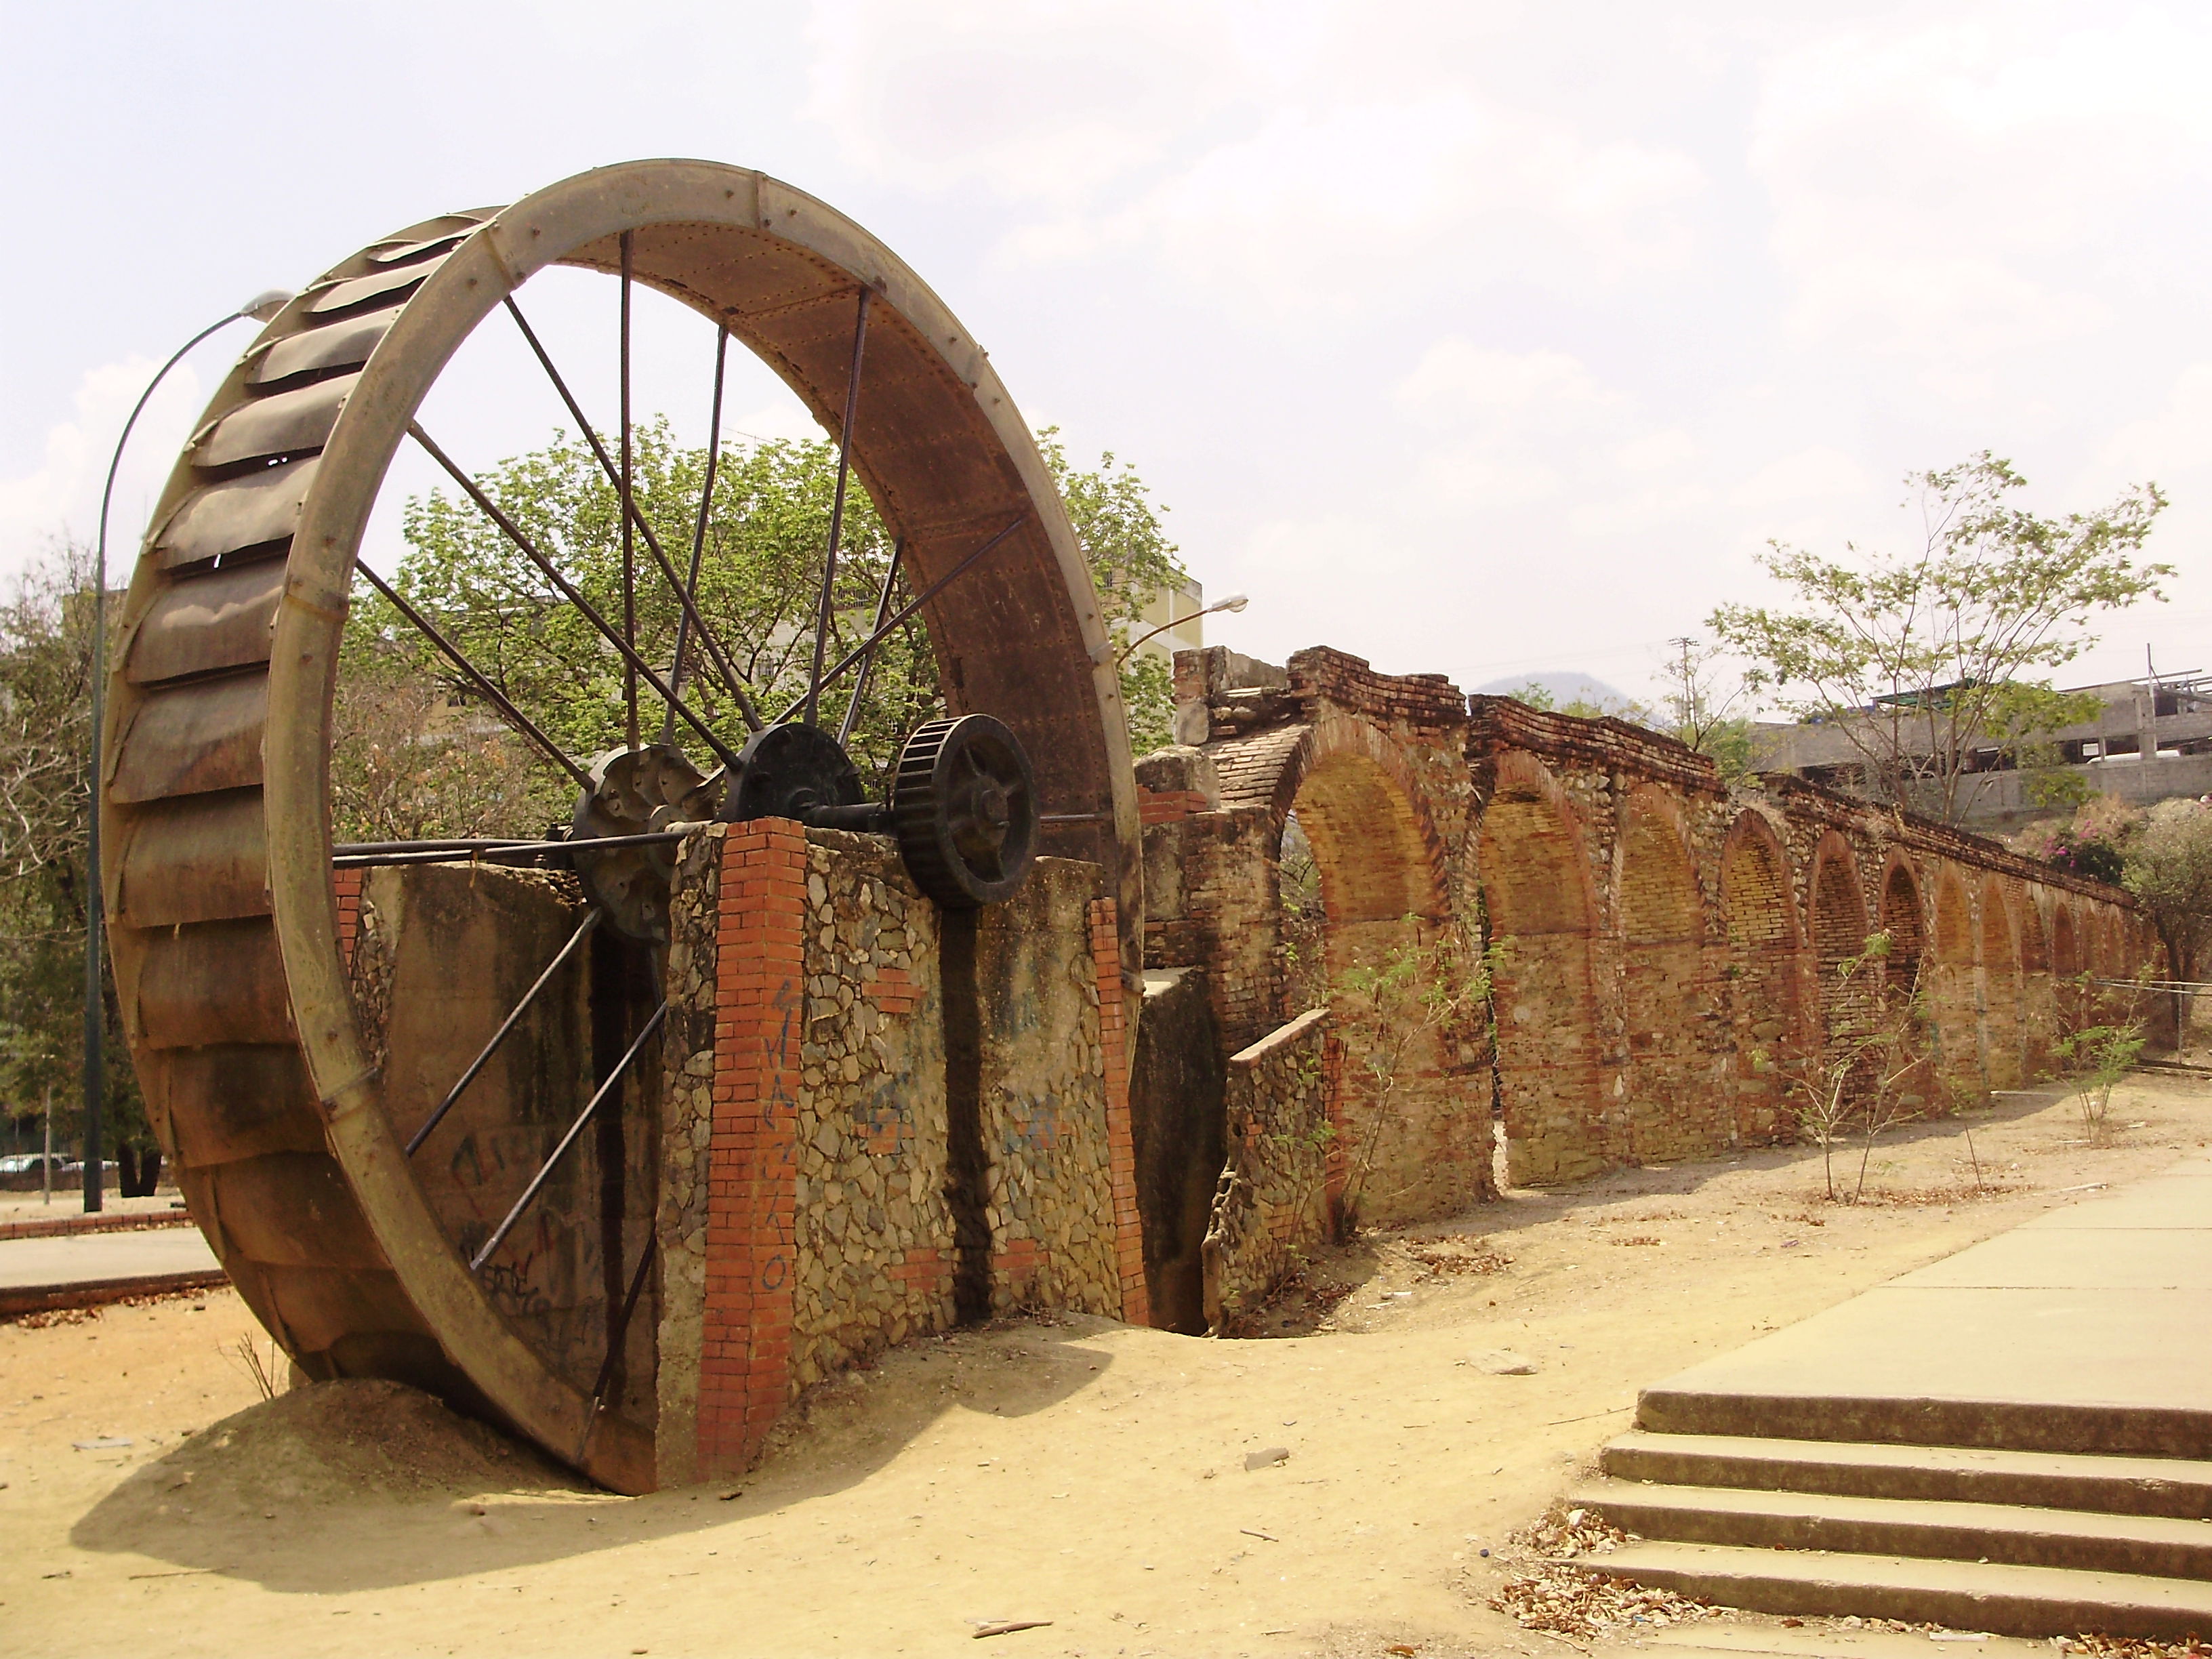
102 161 1142 1492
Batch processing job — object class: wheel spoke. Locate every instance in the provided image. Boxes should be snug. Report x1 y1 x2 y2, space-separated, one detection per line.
802 287 873 728
407 909 602 1156
574 1235 657 1462
409 421 745 775
331 828 694 871
353 558 594 792
774 514 1029 724
502 298 765 732
664 325 733 742
470 1000 668 1275
835 539 902 749
619 231 639 751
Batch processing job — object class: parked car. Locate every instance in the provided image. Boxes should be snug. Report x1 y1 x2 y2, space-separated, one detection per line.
0 1151 73 1191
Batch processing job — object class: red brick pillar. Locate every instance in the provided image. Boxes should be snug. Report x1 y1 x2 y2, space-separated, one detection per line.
1090 898 1151 1328
697 819 808 1477
333 867 365 964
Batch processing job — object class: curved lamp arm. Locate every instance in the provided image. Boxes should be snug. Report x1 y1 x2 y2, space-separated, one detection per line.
81 287 293 1210
1115 592 1248 666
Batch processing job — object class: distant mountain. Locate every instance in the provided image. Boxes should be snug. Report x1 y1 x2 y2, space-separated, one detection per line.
1472 670 1638 714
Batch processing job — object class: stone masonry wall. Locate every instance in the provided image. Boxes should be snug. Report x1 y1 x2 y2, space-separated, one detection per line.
1201 1008 1338 1333
657 825 1141 1486
792 830 950 1383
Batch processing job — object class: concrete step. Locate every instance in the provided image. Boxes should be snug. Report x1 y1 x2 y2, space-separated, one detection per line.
1576 1479 2212 1580
1586 1540 2212 1641
1599 1630 2060 1659
1635 1378 2212 1460
1602 1430 2212 1519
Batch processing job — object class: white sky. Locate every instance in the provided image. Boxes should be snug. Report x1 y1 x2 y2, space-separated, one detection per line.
4 0 2208 710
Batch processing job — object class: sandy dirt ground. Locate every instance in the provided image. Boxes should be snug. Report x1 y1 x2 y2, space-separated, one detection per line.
4 1068 2209 1659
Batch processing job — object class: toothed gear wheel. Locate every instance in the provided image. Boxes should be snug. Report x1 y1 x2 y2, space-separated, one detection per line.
891 715 1038 908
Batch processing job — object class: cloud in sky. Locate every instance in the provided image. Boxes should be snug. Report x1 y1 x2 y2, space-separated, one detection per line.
0 356 204 579
1 0 2203 708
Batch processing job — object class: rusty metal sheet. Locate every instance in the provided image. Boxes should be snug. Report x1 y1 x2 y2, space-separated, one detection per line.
112 791 268 926
197 1153 387 1270
369 229 472 268
306 263 433 318
151 1044 325 1168
108 673 267 803
134 917 294 1048
252 1265 433 1351
126 558 285 684
191 373 356 469
249 308 398 387
152 457 316 568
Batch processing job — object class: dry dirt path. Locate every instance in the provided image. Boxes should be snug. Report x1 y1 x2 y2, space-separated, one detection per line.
3 1071 2207 1659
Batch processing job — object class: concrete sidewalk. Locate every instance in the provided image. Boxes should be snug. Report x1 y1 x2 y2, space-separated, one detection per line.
1579 1153 2212 1639
1636 1153 2212 1456
0 1225 224 1315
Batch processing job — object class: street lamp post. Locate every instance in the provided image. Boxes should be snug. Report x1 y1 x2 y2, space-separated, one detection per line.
1114 591 1248 666
82 289 293 1212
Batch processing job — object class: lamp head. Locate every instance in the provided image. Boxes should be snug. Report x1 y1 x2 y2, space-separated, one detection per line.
238 289 296 324
1210 592 1250 615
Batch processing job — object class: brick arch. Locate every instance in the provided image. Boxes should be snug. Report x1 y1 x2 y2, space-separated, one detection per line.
2018 893 2055 1075
1879 857 1927 996
1278 717 1475 1224
1719 809 1807 1145
2019 895 2051 973
1809 832 1872 1058
1478 751 1607 1185
2051 903 2080 977
1273 714 1448 929
1618 785 1721 1160
1876 855 1938 1108
2091 909 2131 1023
1930 866 1982 1099
1980 878 2024 1088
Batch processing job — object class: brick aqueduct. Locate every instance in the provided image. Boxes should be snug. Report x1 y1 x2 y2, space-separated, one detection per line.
1131 645 2157 1326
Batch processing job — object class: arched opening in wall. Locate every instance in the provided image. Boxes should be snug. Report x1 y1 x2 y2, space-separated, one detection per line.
1720 813 1805 1147
1980 882 2024 1089
2018 898 2053 1077
2050 904 2087 1038
1479 756 1606 1187
1286 745 1483 1227
1619 787 1717 1161
1931 869 1982 1101
1879 859 1934 1109
1809 840 1871 1082
2093 909 2143 1025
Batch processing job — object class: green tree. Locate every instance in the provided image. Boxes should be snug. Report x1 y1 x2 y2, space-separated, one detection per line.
1036 428 1187 755
1654 636 1755 782
350 422 1189 835
1709 453 2171 823
0 539 144 1158
2124 798 2212 1035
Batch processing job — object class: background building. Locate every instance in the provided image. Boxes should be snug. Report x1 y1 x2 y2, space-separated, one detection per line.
1754 673 2212 830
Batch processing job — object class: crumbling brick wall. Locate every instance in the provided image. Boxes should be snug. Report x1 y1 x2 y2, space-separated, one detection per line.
1201 1008 1338 1332
1149 644 2152 1218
